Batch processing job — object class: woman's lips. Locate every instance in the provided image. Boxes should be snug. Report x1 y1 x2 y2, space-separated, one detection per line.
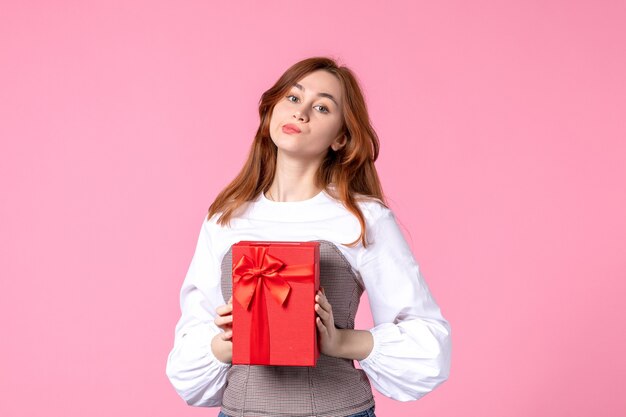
282 124 301 134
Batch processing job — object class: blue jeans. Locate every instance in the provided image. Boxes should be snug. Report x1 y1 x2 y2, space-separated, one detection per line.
218 406 376 417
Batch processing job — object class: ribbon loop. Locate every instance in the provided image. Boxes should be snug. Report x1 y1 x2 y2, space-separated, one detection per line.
232 248 292 310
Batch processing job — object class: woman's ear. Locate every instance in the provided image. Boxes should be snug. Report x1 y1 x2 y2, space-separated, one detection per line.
331 135 348 152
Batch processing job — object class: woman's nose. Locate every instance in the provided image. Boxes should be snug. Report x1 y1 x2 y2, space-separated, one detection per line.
293 107 308 122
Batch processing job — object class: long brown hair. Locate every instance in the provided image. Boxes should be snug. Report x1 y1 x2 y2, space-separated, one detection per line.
208 56 387 247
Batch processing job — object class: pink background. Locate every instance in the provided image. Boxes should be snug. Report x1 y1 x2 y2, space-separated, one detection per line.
1 1 625 416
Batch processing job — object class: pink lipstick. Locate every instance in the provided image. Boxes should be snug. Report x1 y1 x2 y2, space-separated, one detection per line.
282 124 301 134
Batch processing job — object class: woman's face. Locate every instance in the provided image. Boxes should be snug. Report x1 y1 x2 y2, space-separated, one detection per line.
269 70 345 161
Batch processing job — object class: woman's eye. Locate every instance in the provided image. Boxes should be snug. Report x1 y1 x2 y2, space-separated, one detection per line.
315 105 329 114
286 95 329 114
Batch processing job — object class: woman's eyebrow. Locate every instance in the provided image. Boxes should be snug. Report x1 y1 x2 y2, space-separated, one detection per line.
293 83 338 106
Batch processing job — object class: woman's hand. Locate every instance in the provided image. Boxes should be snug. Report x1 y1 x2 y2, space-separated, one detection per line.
315 288 375 360
211 296 233 364
315 288 344 358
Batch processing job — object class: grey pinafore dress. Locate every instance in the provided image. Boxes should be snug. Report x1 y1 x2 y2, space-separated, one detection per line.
219 240 375 417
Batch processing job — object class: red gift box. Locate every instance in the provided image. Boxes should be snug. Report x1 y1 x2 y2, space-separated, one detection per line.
231 241 320 366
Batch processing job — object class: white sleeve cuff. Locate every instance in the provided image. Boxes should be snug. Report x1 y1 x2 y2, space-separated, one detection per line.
358 320 452 401
166 322 231 407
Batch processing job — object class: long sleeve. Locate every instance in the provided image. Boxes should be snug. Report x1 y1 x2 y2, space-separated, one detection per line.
357 208 452 401
165 214 231 407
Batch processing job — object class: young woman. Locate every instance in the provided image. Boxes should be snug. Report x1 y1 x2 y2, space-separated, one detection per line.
166 57 452 417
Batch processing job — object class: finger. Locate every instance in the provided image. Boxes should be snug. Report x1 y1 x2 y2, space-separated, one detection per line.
215 315 233 327
216 303 233 316
315 293 325 309
316 317 328 337
221 329 233 341
316 293 332 312
315 303 330 322
228 296 233 304
215 320 232 329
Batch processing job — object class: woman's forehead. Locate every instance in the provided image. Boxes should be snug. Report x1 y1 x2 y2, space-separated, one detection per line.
293 70 343 104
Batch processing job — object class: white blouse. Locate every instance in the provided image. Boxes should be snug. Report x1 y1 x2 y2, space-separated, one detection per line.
165 189 452 406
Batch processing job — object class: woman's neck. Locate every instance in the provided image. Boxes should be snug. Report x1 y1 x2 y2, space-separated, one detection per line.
266 152 323 202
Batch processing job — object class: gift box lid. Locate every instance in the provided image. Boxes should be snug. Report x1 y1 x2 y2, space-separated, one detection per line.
234 241 319 247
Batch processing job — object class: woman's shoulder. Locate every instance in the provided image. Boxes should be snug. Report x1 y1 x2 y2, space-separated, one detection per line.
325 184 389 215
205 196 255 226
322 185 391 224
353 193 392 222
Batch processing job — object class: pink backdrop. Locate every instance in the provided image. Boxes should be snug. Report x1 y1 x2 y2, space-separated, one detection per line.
1 1 625 416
